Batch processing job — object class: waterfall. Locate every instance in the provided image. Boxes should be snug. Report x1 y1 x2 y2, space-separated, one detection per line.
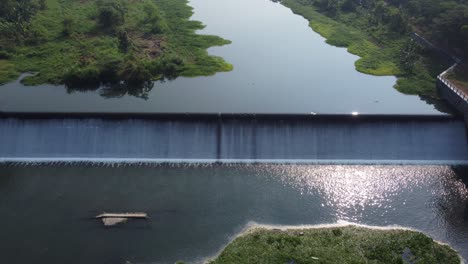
0 115 466 164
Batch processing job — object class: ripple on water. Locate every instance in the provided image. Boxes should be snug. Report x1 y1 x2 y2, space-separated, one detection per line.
251 165 468 224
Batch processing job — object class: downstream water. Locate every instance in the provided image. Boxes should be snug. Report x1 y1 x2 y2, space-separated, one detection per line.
0 165 467 264
0 0 440 114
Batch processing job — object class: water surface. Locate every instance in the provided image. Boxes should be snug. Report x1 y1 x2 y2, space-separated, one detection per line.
1 165 467 263
0 0 440 114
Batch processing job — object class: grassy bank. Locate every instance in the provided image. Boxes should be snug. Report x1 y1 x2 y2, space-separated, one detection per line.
208 226 461 264
282 0 449 99
0 0 232 88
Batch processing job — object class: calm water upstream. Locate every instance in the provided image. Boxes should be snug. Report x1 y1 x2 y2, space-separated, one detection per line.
0 165 467 263
0 0 441 114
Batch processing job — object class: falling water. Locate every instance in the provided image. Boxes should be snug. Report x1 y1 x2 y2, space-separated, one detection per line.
0 115 466 164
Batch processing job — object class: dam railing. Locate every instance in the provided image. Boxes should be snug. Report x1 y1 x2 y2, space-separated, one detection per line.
438 63 468 102
412 32 467 124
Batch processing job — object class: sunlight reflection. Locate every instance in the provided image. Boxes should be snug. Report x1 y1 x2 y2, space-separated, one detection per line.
258 165 468 222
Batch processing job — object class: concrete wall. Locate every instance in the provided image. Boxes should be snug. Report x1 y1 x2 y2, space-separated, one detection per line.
437 64 468 127
411 33 467 127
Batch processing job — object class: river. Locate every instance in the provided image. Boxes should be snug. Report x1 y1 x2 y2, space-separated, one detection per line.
0 0 441 114
0 0 465 263
0 165 467 263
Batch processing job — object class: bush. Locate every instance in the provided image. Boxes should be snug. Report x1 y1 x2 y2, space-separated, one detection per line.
98 60 121 83
117 30 131 53
38 0 47 10
62 17 73 36
119 59 152 84
25 25 48 45
97 0 126 29
159 55 184 79
64 65 101 87
0 51 12 59
141 0 166 34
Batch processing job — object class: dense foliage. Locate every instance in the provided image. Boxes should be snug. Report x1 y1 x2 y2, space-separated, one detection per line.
283 0 466 105
307 0 468 56
0 0 232 98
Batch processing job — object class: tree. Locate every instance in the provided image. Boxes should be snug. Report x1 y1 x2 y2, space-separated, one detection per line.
97 0 126 29
62 17 73 36
400 39 420 73
0 0 39 37
117 30 131 53
141 0 165 34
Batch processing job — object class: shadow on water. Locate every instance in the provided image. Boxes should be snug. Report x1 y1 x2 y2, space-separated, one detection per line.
65 81 156 100
63 72 179 100
419 94 456 115
453 166 468 187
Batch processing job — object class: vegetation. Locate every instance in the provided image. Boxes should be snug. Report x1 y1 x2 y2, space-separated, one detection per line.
282 0 468 98
0 0 232 97
448 63 468 94
209 226 461 264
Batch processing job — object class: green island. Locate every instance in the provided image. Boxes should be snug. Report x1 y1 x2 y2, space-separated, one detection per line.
205 225 461 264
0 0 232 93
281 0 468 99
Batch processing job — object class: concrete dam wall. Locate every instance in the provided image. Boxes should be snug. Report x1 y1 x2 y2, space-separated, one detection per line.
0 114 466 164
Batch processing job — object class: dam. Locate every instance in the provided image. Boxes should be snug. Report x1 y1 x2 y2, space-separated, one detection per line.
0 113 466 164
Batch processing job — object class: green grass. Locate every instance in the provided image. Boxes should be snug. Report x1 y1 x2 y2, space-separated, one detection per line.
0 0 232 86
282 0 449 98
153 0 233 77
208 226 461 264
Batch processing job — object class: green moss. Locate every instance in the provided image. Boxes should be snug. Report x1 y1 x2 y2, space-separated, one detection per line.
0 0 232 86
282 0 448 98
209 226 461 264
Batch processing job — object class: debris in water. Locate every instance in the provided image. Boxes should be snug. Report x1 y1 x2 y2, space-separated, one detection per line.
95 212 149 227
102 217 128 226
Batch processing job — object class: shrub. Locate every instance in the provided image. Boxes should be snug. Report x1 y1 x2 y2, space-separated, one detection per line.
62 17 73 36
117 30 131 53
0 50 12 59
97 0 126 29
64 65 101 87
119 59 152 84
141 0 166 34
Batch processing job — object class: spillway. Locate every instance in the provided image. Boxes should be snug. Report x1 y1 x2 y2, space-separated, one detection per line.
0 114 466 164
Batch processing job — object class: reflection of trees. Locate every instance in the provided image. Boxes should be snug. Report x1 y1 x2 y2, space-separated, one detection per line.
99 81 154 100
66 80 157 100
419 95 456 114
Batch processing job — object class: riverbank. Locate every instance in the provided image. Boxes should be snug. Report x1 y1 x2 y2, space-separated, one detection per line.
282 0 449 100
208 224 461 264
0 0 232 87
